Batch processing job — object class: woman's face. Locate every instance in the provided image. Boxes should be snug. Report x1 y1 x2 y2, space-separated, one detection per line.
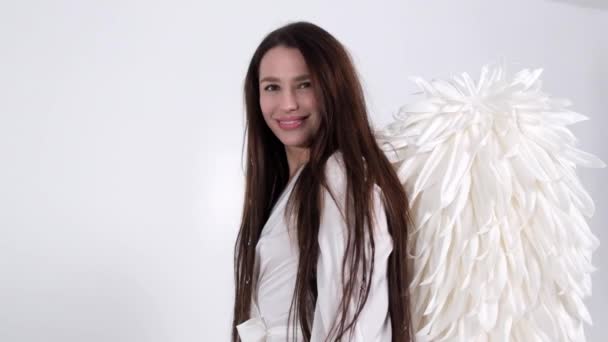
258 46 321 150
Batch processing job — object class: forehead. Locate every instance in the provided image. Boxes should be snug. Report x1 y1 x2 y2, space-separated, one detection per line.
259 46 310 78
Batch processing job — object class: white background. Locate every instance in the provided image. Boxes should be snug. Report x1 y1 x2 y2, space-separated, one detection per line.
0 0 606 341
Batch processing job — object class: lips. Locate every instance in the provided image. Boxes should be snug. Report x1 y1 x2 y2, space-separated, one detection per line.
276 115 308 130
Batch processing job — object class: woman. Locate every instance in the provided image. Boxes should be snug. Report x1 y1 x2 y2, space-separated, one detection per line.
233 21 413 342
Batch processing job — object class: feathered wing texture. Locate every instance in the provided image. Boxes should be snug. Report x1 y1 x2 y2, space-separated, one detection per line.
376 64 605 342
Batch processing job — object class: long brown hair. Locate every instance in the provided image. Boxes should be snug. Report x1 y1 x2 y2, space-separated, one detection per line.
233 21 413 342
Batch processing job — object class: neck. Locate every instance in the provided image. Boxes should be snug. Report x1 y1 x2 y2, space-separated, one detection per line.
284 145 309 180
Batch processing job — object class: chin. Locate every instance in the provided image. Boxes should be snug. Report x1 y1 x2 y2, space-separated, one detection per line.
277 135 307 147
281 141 306 149
280 139 308 148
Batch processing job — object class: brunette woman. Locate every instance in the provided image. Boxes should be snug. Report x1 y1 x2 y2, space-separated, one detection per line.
233 21 413 342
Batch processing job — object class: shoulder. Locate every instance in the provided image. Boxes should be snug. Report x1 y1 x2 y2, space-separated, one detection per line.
319 151 390 238
321 151 384 212
324 151 347 189
320 151 348 218
323 151 380 196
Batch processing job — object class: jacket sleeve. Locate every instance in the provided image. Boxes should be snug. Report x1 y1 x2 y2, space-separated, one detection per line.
310 155 393 341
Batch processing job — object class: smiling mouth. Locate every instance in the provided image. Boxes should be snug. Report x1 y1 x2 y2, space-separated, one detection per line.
277 116 307 130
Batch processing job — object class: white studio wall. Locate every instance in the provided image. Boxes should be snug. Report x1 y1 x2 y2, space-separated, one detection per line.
0 1 606 341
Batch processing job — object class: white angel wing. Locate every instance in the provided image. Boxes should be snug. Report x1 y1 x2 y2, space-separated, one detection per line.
376 64 604 342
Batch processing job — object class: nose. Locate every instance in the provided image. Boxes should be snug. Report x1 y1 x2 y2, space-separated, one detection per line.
280 89 298 112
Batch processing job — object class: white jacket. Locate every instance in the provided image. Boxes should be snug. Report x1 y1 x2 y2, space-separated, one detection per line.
237 152 393 342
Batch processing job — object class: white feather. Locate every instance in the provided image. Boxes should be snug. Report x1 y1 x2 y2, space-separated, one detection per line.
376 63 603 341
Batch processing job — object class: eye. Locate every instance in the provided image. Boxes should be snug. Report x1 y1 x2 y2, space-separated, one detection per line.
263 84 279 92
297 81 311 89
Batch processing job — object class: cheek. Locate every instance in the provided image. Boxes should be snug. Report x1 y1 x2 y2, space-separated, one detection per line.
302 92 318 111
259 95 274 120
259 95 268 112
310 113 322 134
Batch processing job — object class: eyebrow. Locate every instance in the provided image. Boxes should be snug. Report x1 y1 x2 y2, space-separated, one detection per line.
259 75 311 83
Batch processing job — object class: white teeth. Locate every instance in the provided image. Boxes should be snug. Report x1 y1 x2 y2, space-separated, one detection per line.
280 120 302 124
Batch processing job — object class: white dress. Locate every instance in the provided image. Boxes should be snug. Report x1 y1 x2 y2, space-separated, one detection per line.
237 152 393 342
